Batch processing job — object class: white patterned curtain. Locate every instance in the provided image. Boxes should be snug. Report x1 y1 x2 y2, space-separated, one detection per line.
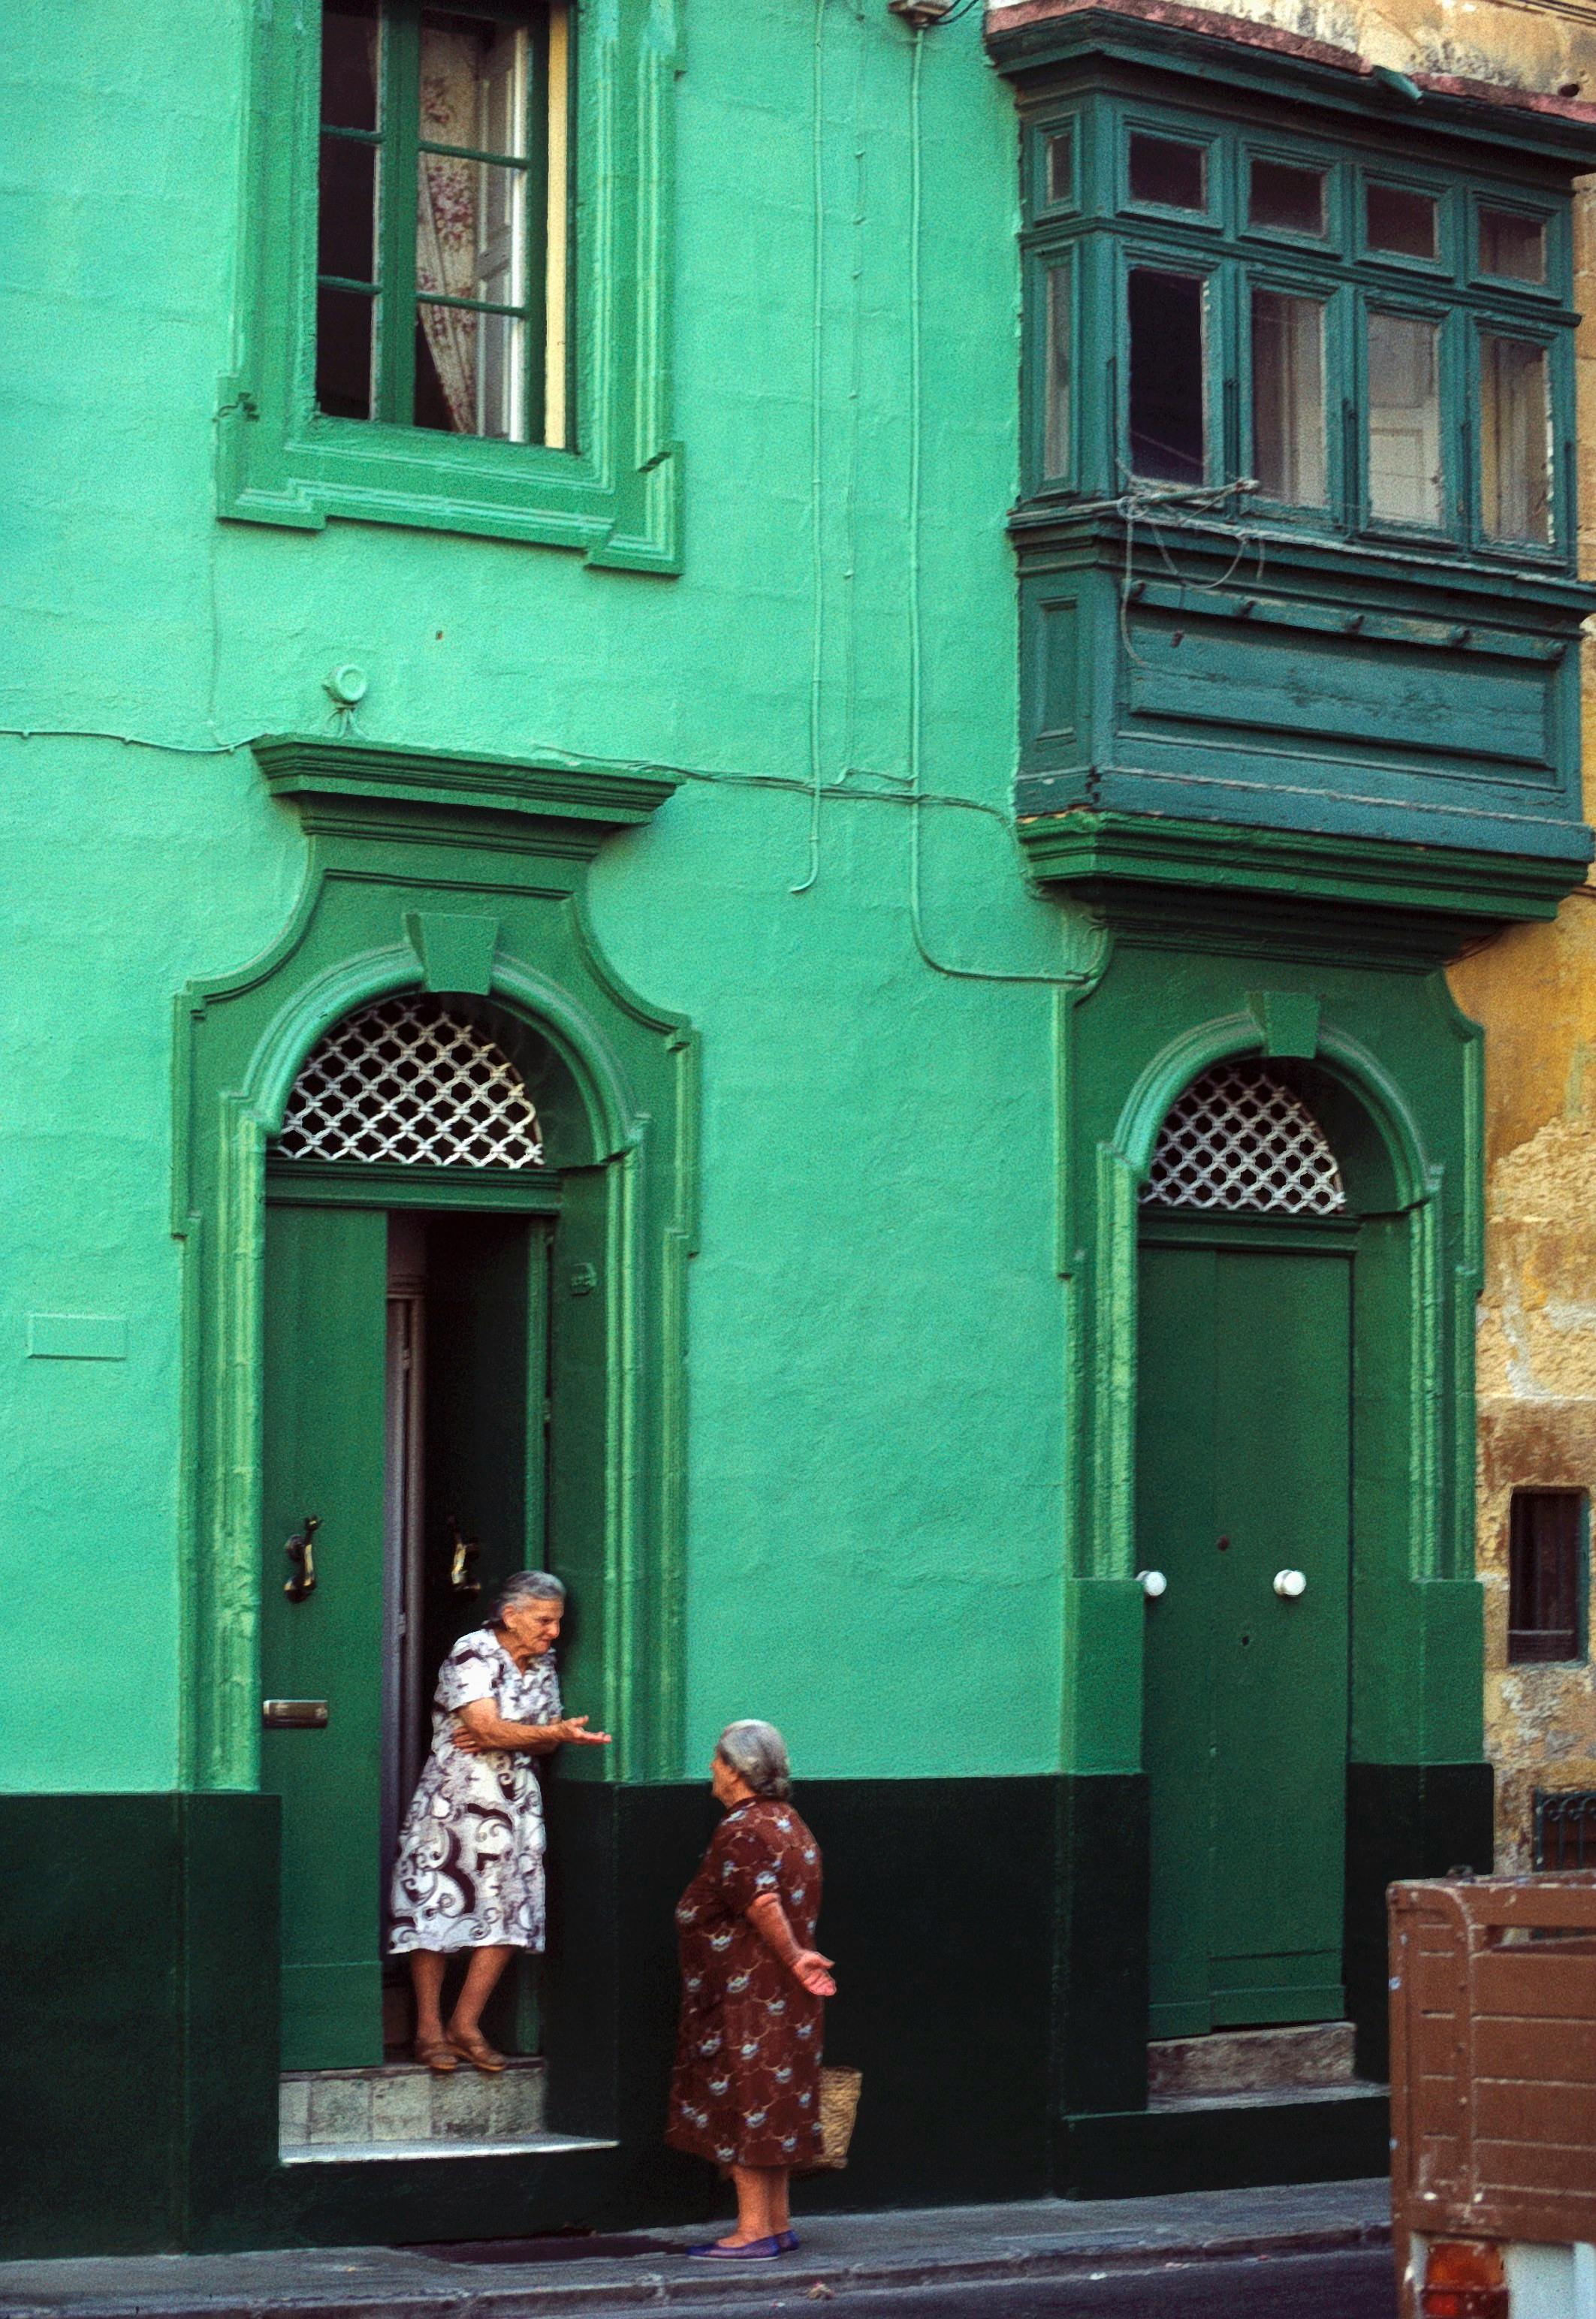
416 25 481 430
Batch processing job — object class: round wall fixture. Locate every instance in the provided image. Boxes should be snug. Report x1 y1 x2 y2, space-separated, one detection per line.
325 663 370 708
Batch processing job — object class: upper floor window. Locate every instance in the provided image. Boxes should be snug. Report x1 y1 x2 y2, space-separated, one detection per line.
317 1 566 446
218 0 680 566
1021 106 1572 563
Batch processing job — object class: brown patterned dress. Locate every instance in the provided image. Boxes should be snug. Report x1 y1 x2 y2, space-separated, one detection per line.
667 1799 825 2170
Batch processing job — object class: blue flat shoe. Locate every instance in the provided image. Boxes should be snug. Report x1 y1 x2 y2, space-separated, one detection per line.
775 2231 801 2252
685 2236 784 2260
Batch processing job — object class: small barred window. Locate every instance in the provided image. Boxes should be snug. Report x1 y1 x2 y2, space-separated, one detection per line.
1143 1061 1344 1216
276 997 543 1169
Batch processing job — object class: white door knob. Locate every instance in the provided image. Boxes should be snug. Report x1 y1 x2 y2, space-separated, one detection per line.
1137 1569 1168 1599
1273 1569 1307 1599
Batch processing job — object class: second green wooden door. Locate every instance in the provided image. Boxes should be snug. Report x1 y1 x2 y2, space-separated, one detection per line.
1138 1223 1353 2038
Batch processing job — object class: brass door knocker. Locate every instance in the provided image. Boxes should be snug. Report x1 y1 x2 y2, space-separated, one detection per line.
448 1517 481 1600
284 1515 322 1603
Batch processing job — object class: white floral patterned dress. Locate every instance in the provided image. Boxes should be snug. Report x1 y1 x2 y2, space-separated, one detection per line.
388 1628 560 1955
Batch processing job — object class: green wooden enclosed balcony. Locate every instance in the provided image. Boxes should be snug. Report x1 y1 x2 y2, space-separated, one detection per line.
987 0 1596 921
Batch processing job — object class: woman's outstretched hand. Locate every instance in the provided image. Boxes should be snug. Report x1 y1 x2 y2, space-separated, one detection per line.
451 1711 612 1754
792 1950 837 1998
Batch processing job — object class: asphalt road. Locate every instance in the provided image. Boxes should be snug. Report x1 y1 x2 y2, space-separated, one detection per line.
733 2247 1398 2319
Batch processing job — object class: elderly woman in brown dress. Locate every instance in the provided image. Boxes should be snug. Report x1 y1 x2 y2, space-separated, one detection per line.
668 1720 836 2260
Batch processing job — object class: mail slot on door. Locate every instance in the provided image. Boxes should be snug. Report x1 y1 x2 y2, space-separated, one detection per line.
262 1699 329 1730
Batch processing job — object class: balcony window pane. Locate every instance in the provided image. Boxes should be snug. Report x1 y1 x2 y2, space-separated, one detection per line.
1249 158 1326 237
1045 263 1071 477
1480 206 1547 285
1129 133 1205 212
1367 309 1441 526
1252 289 1326 505
1366 180 1438 260
1046 128 1073 206
1481 333 1551 544
1128 267 1205 485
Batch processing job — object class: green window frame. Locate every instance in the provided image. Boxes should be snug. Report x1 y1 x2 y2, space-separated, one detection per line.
1018 100 1577 568
219 0 680 568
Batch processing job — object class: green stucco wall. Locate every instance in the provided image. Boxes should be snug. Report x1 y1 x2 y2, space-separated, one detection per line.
0 0 1088 1790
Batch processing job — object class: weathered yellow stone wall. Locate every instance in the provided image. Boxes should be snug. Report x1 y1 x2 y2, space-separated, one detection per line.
1169 0 1596 1862
1441 5 1596 1868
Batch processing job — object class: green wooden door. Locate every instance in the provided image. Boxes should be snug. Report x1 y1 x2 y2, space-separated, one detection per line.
1139 1224 1352 2037
260 1202 389 2070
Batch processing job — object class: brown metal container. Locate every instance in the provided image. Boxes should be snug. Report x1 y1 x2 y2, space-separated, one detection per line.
1389 1874 1596 2312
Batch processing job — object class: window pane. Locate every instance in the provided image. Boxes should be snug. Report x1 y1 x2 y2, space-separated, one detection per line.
1248 158 1326 237
1251 289 1326 505
1509 1491 1584 1663
318 134 379 285
415 17 530 439
1366 181 1437 260
1046 128 1073 206
1480 207 1546 285
1481 334 1550 544
1128 267 1205 485
315 285 376 418
1128 133 1205 211
1367 310 1441 525
421 10 529 157
321 0 380 134
1045 264 1071 476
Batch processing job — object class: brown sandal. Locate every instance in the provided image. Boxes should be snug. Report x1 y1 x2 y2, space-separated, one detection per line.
415 2037 458 2073
447 2028 508 2073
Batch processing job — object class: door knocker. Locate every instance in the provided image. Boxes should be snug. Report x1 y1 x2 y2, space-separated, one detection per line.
284 1515 322 1603
448 1517 481 1600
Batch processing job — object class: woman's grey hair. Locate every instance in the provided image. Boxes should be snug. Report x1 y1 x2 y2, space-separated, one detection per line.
718 1719 792 1802
490 1570 567 1621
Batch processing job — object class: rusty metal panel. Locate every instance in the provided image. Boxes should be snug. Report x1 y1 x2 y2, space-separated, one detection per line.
1391 1874 1596 2260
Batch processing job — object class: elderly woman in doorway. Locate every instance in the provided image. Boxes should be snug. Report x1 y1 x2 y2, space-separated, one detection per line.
389 1570 610 2073
668 1721 836 2260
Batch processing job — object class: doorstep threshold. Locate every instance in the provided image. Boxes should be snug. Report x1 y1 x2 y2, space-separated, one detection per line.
282 2132 617 2165
1149 2082 1387 2115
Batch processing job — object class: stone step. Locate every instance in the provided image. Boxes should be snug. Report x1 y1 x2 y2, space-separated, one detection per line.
281 2056 546 2152
1148 2022 1360 2103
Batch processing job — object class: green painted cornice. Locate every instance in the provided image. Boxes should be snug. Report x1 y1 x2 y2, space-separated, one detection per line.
985 0 1596 174
1009 506 1596 629
252 735 679 852
1017 807 1590 939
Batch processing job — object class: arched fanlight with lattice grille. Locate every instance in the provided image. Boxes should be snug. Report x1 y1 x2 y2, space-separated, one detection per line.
1142 1060 1344 1217
275 997 544 1169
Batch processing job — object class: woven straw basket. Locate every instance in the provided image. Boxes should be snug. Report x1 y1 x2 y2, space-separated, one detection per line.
813 2067 863 2170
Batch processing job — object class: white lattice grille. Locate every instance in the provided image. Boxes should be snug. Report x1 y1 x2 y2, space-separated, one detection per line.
276 998 544 1169
1142 1062 1344 1216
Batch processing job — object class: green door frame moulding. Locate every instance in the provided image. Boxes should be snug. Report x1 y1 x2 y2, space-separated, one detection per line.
1052 906 1486 1782
172 735 697 1793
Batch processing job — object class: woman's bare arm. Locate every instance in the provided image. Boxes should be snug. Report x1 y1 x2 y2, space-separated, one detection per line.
452 1700 611 1754
747 1891 837 1998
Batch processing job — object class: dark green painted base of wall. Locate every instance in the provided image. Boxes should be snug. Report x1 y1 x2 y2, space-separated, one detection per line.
0 1766 1489 2254
0 1792 280 2258
1060 2093 1391 2199
1343 1761 1495 2083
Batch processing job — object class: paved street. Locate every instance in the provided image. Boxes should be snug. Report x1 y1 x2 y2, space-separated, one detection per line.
732 2248 1396 2318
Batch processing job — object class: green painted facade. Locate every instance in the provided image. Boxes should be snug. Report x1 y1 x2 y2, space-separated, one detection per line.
1 0 1591 2257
